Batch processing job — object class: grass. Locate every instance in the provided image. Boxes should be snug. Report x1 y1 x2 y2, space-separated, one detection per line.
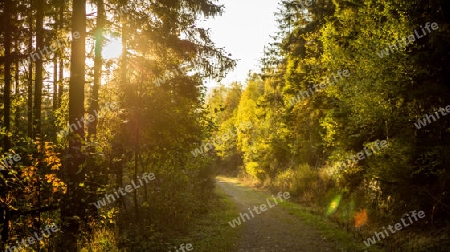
277 200 384 252
80 183 241 252
168 183 242 252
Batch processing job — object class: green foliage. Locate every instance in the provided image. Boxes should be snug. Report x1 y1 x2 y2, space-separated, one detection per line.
211 0 450 249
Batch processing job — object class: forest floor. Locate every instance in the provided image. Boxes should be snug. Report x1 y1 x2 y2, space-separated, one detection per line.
216 176 342 252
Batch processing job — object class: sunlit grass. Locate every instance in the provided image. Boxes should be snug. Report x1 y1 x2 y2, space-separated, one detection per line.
168 183 241 252
278 200 384 252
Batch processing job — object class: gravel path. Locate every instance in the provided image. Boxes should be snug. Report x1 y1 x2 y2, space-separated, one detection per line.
217 177 339 252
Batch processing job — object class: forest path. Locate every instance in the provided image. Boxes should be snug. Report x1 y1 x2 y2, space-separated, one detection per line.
216 176 338 252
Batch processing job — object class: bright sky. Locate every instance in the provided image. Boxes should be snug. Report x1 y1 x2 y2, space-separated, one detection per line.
199 0 280 88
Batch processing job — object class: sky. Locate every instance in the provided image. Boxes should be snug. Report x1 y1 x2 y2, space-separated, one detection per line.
199 0 281 88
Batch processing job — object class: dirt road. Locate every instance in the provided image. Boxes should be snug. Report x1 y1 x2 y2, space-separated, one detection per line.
216 177 339 252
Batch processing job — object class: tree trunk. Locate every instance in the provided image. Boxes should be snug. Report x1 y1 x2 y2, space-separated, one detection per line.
120 2 128 198
58 59 63 108
134 79 141 220
88 0 104 137
3 0 12 151
15 41 20 129
53 57 58 110
27 2 33 138
58 0 64 109
134 147 139 220
85 0 105 223
114 2 128 238
52 8 57 140
1 1 13 249
33 0 44 139
60 0 86 250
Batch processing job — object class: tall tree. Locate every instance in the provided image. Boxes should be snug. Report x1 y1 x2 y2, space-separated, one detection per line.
60 0 86 250
27 0 33 138
88 0 104 137
33 0 44 138
1 1 13 249
57 0 64 109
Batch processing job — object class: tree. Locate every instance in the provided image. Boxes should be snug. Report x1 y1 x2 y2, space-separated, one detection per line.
33 0 44 138
60 0 86 250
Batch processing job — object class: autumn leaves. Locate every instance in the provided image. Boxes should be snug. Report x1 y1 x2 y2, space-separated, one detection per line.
0 152 21 171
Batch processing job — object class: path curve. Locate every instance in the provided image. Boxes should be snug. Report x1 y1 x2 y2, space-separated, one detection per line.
217 177 338 252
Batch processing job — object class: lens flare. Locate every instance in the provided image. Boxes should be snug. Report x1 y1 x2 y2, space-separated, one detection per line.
326 194 342 216
354 209 368 227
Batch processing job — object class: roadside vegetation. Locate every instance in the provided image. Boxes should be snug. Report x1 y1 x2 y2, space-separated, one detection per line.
206 1 450 250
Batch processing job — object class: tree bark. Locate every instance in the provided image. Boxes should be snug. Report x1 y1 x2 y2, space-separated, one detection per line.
53 56 58 110
27 2 33 138
14 34 20 129
85 0 105 223
1 1 13 249
60 0 86 250
58 0 64 109
3 0 12 151
116 1 128 202
33 0 44 139
88 0 105 137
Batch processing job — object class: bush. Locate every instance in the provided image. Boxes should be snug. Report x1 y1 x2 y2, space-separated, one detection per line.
273 164 321 203
80 225 118 252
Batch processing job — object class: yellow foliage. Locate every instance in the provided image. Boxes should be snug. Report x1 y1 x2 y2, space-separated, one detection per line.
245 162 263 179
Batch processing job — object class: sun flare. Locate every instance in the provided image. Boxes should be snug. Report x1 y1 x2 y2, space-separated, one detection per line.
103 38 122 59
